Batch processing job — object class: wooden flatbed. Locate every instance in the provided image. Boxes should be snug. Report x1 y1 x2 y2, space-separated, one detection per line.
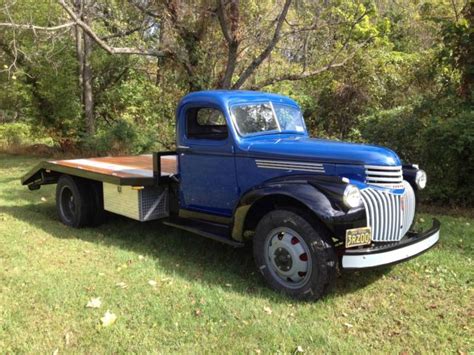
21 154 177 188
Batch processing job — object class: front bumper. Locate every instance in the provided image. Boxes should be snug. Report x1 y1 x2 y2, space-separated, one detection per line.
341 219 440 269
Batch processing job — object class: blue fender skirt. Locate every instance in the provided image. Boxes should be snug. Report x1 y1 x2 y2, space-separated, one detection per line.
342 219 441 269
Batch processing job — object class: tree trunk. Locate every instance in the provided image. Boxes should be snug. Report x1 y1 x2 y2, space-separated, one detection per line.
74 0 95 135
75 24 84 103
83 32 94 135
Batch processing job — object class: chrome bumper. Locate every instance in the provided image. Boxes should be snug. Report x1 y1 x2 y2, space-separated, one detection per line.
341 219 440 269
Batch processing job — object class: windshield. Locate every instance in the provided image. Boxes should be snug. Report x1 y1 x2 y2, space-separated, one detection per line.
231 102 305 136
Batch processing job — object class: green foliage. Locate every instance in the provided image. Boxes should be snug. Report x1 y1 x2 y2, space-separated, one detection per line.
0 0 472 205
439 3 474 100
421 107 474 205
359 105 425 163
360 98 474 206
0 122 31 147
83 119 157 155
0 122 54 148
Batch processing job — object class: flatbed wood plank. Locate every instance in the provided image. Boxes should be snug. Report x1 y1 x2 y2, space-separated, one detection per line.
49 154 177 179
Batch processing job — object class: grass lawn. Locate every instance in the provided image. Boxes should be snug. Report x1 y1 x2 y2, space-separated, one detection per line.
0 154 472 353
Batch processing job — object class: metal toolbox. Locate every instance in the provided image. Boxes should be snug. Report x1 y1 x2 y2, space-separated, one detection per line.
103 183 169 221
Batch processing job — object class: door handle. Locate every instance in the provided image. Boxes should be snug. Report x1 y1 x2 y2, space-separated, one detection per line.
177 145 192 154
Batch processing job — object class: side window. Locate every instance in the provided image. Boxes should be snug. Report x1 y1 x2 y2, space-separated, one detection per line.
186 107 228 140
197 108 226 126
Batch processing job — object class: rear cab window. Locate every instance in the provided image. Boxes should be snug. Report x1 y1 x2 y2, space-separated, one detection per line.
186 108 228 140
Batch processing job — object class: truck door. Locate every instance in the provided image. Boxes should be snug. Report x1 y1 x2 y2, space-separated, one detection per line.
177 105 239 219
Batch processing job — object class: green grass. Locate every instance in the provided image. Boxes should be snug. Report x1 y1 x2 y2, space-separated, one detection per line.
0 154 472 353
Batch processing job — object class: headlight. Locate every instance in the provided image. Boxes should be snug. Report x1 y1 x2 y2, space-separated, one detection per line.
343 184 362 208
415 170 427 189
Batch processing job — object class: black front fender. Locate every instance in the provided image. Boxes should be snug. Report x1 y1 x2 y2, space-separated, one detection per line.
231 175 366 241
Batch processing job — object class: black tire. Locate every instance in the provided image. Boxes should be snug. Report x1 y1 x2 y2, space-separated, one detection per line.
87 179 106 226
253 209 337 301
56 175 96 228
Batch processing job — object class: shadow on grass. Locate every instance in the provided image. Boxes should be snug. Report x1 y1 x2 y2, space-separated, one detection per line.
1 201 392 303
0 154 390 303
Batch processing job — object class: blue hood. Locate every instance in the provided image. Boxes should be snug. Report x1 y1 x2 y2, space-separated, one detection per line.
239 135 401 166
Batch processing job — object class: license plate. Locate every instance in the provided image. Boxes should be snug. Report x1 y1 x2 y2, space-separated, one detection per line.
345 227 372 248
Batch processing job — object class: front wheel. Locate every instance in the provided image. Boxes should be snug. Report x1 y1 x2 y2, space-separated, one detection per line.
253 209 337 301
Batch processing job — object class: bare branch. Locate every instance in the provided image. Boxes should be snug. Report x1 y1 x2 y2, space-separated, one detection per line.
232 0 292 89
58 0 168 57
251 38 372 90
217 0 233 44
450 0 460 21
101 25 149 41
0 22 75 31
217 0 240 88
249 8 370 90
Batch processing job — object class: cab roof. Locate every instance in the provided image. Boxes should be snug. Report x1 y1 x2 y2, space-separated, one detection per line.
179 90 300 109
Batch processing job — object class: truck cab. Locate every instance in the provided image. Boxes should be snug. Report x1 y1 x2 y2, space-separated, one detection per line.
22 90 440 301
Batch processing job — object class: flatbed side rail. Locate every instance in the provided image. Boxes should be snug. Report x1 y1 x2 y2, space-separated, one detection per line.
153 151 178 184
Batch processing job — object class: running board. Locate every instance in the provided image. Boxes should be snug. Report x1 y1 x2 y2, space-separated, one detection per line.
162 218 244 248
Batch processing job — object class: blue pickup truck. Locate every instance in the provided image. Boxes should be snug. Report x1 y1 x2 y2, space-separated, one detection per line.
22 90 440 300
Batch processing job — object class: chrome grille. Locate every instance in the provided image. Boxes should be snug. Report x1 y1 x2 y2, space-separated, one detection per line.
365 165 403 188
361 181 416 242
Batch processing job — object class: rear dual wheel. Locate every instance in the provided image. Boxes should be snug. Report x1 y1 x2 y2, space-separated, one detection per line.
56 175 105 228
253 210 337 301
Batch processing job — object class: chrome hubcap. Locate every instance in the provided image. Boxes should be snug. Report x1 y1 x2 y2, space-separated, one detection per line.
265 227 311 288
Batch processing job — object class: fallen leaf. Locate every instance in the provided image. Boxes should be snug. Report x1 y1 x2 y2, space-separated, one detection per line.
295 345 304 353
115 282 127 289
148 280 157 287
86 297 102 309
263 306 272 315
100 310 117 327
64 331 73 346
194 309 202 316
